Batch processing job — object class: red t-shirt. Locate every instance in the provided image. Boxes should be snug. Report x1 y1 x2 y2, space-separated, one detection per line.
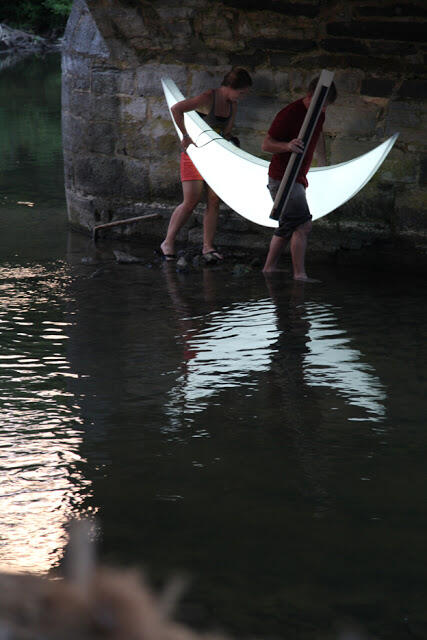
268 98 324 187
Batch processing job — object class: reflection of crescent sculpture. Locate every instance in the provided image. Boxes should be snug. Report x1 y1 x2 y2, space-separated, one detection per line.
164 298 386 421
161 77 399 229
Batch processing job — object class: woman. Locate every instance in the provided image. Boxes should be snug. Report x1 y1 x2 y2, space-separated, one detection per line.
160 67 252 262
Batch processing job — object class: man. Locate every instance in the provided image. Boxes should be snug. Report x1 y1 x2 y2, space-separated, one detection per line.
262 77 337 279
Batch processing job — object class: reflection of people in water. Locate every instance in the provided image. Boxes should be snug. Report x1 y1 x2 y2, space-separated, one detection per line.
264 277 331 516
162 265 330 515
161 265 218 393
162 263 292 427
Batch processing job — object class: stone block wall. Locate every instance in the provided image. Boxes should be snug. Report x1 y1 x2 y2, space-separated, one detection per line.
62 0 427 262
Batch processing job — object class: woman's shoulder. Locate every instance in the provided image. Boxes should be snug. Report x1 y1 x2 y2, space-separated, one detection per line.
177 89 213 112
196 88 214 105
200 88 215 99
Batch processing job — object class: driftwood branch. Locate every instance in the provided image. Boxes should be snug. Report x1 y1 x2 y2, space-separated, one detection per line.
92 213 161 241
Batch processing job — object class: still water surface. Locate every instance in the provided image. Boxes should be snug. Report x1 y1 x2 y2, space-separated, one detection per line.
0 54 426 638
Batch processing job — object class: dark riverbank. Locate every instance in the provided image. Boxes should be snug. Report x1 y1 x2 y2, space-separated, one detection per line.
0 22 61 52
70 196 427 276
0 22 61 71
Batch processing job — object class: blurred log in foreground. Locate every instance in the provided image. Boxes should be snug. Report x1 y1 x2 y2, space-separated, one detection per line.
0 520 221 640
0 520 368 640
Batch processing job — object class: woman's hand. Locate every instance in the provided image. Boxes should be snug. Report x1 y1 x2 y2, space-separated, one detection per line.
181 135 194 151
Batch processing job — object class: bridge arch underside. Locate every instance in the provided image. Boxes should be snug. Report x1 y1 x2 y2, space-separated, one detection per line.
62 0 427 265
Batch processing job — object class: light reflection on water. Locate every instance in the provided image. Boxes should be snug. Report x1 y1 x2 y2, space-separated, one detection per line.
166 299 280 417
303 302 386 421
165 294 386 424
0 261 90 574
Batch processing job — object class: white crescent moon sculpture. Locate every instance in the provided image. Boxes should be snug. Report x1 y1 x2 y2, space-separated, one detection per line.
161 77 398 228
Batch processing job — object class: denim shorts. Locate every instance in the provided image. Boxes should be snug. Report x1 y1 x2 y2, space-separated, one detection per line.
268 178 312 239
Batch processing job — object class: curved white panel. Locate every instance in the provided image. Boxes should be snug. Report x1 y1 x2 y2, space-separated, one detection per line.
161 77 398 228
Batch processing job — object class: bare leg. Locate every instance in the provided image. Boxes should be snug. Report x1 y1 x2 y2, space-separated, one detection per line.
203 186 221 257
262 235 287 273
161 180 203 257
290 221 318 281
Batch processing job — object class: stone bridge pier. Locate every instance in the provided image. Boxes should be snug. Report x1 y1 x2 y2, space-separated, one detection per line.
62 0 427 264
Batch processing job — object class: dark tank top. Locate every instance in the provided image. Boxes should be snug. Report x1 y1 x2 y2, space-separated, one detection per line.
197 89 232 134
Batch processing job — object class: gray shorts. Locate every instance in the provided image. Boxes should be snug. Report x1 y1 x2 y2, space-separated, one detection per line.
268 178 312 239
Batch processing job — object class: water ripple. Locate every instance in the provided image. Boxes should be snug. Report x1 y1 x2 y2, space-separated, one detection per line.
0 261 90 574
303 302 386 421
165 298 279 419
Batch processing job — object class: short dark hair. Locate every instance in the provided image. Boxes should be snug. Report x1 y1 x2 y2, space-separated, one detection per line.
222 67 252 89
308 76 337 104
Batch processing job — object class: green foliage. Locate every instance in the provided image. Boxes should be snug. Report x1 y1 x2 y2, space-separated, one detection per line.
43 0 74 17
2 0 74 35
